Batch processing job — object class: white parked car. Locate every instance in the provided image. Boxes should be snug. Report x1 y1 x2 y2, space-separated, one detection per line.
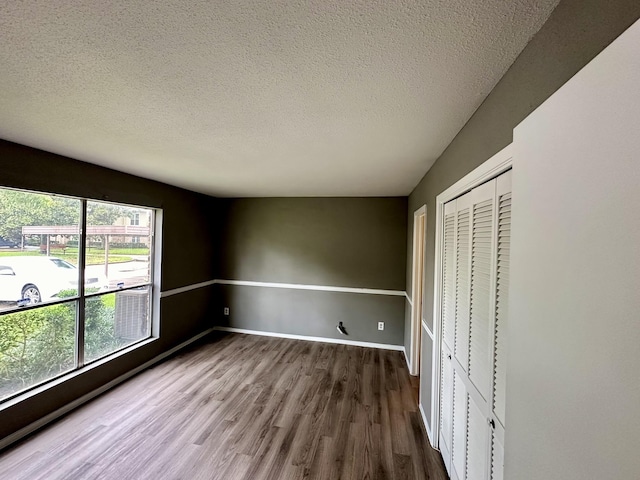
0 256 108 304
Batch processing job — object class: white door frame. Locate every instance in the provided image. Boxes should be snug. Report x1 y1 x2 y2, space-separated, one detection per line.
409 205 426 376
430 144 513 450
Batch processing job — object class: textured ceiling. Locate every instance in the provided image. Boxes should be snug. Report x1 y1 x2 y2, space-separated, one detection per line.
0 1 559 197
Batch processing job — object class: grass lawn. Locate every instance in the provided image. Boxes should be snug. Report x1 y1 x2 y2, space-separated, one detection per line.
0 251 132 265
65 247 150 256
100 293 116 309
58 254 133 265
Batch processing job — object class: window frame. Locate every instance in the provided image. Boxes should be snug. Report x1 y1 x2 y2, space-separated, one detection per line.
0 187 160 406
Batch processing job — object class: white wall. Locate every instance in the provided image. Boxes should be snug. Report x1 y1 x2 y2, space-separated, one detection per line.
508 19 640 479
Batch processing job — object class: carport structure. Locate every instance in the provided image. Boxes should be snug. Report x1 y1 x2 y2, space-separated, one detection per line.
21 225 150 276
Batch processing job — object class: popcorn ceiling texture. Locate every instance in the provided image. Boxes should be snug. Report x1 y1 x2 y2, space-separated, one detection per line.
0 1 558 197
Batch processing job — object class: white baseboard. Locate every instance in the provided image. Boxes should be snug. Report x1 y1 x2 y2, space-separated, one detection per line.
0 328 214 452
419 401 435 448
213 326 404 351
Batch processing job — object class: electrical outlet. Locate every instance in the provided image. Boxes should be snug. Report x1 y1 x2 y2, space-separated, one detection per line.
378 322 384 331
224 307 230 316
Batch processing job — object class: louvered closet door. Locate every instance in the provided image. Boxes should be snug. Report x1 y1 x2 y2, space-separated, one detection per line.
489 171 512 479
465 391 489 480
463 180 496 480
454 192 472 372
451 192 472 480
493 173 511 428
468 180 496 403
438 170 512 480
451 369 468 480
440 344 454 473
442 201 457 352
439 200 457 474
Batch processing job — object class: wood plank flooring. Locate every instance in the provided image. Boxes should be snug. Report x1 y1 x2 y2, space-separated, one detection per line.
0 332 448 479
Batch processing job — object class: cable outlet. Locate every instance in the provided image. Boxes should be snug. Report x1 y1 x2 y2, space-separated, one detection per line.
378 322 384 331
224 307 230 316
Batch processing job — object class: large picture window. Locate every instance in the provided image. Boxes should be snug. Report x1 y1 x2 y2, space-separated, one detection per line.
0 187 156 403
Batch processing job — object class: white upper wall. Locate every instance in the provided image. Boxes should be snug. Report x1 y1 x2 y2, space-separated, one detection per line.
508 19 640 479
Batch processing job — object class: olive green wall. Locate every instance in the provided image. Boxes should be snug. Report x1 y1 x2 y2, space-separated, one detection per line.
218 197 407 345
406 0 640 363
0 139 219 440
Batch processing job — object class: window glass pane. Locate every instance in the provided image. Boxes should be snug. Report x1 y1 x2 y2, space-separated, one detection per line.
86 202 153 293
0 189 156 405
84 286 150 363
0 188 81 312
0 301 76 401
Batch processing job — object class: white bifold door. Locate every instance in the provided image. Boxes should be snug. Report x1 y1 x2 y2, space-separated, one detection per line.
438 170 511 480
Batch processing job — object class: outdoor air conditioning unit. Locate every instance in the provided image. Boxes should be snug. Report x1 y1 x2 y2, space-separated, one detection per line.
114 288 149 340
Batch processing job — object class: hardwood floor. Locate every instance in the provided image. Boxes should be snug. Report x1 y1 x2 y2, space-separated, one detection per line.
0 332 448 480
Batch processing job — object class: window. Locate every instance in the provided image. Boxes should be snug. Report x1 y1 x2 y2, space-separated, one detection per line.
0 187 156 403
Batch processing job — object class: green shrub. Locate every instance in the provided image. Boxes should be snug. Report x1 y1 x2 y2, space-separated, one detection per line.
0 303 75 398
0 293 120 400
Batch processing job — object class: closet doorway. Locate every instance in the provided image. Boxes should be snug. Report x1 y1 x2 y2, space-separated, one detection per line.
410 205 426 377
427 145 513 480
